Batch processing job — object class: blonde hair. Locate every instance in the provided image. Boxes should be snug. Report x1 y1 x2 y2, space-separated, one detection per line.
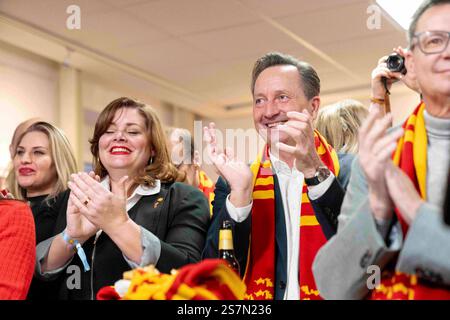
315 99 369 154
90 97 183 186
6 121 78 201
9 118 42 158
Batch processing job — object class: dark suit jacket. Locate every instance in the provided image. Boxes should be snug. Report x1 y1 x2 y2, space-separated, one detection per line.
27 194 65 300
202 153 353 299
39 181 210 300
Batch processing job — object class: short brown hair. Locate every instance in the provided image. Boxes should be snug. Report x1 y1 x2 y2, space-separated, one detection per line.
90 97 181 187
251 52 320 100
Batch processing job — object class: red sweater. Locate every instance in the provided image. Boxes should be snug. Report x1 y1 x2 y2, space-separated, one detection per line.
0 200 35 300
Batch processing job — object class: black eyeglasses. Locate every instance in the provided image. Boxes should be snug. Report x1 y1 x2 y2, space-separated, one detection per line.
411 31 450 54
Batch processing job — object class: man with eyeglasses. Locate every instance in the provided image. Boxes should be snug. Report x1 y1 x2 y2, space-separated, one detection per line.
312 0 450 300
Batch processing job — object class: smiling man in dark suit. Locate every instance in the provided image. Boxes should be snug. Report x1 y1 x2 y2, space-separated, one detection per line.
202 52 353 300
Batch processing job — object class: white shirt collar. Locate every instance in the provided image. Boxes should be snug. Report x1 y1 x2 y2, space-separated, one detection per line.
100 175 161 199
269 151 300 176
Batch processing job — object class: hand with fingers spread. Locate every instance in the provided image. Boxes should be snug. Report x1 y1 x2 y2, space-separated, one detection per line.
203 122 253 207
68 172 130 235
358 107 404 221
276 109 324 178
66 171 100 241
384 162 424 225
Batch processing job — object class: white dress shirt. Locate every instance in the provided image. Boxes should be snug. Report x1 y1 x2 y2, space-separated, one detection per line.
100 176 161 211
226 153 335 300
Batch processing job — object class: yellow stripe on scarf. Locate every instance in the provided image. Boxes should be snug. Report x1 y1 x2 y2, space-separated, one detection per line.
250 153 264 188
199 171 214 188
125 272 176 300
316 143 327 155
300 215 319 227
253 190 275 199
316 132 340 178
393 103 427 198
211 266 247 299
301 193 310 204
171 283 219 300
413 106 427 198
254 176 274 186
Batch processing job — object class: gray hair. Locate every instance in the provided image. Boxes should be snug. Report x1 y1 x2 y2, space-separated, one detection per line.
408 0 450 45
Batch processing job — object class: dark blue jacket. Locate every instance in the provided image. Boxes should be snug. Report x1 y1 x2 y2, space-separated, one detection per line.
202 153 353 299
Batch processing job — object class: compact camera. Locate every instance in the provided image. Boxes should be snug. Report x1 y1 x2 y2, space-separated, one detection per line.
386 53 407 75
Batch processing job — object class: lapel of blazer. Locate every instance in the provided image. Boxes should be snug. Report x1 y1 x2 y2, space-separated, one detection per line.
130 183 171 237
273 175 288 278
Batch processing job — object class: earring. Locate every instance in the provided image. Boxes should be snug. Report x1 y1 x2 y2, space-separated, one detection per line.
149 157 153 165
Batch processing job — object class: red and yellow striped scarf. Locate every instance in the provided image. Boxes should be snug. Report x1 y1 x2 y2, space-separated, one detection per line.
96 259 246 300
370 102 450 300
243 131 339 300
198 170 215 217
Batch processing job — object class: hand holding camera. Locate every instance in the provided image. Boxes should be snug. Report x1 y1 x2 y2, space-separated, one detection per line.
386 52 407 75
371 49 406 99
371 47 420 99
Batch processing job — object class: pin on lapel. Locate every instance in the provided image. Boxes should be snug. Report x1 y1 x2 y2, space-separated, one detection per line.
153 197 164 208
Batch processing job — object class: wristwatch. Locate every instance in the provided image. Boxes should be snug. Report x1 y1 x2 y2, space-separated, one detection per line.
304 166 331 186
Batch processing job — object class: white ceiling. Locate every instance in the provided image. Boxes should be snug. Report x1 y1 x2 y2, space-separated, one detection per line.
0 0 409 117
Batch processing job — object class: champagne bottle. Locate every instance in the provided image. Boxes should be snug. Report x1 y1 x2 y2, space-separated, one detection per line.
219 220 240 276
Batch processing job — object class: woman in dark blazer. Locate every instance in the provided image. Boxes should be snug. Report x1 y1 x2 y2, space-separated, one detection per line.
35 97 210 300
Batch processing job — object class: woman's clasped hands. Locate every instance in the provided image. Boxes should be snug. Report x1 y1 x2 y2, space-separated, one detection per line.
66 171 130 241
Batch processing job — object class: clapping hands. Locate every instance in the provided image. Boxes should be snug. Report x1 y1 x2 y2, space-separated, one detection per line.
66 171 130 240
203 123 253 207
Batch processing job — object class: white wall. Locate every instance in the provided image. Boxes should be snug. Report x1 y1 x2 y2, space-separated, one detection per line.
0 40 198 176
387 89 422 126
0 38 418 183
80 72 196 168
0 41 58 175
199 86 420 183
198 115 265 182
357 87 420 126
